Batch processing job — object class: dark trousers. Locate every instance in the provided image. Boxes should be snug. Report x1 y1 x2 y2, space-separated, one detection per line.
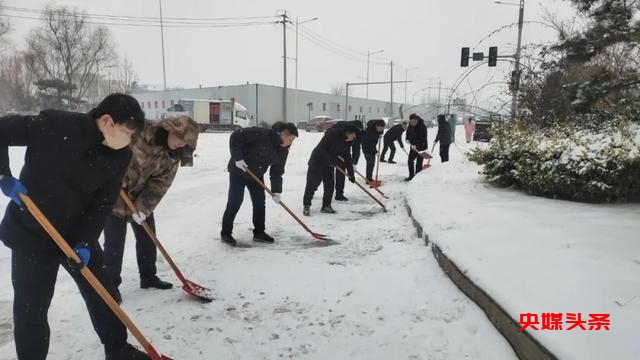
364 152 376 181
440 144 450 162
103 214 158 287
334 168 346 197
11 246 126 360
407 151 424 178
221 170 266 235
381 141 397 161
303 164 334 208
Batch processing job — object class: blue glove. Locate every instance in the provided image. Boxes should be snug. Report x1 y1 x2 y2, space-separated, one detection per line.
0 175 28 206
73 242 91 267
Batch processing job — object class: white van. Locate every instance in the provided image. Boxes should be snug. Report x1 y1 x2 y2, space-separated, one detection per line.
161 99 253 132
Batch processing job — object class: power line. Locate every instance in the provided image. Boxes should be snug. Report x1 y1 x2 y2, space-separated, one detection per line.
0 13 276 28
0 5 277 23
297 24 389 65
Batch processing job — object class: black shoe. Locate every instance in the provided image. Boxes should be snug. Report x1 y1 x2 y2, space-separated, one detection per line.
388 160 397 164
303 206 310 216
106 344 151 360
253 231 275 244
404 176 414 182
335 195 348 201
140 275 173 290
380 159 387 163
221 232 237 247
321 206 336 214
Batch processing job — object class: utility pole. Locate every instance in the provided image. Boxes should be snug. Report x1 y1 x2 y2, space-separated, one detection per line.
404 67 418 105
511 0 525 119
437 80 442 114
294 16 299 125
390 60 394 119
158 0 167 90
366 49 384 99
278 12 289 122
294 16 318 125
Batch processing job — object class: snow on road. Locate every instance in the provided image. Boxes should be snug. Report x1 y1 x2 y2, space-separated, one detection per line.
0 131 515 359
408 128 640 359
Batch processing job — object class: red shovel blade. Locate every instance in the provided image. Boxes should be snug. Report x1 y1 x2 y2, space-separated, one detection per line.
422 164 432 169
370 180 382 188
147 345 173 360
182 279 215 303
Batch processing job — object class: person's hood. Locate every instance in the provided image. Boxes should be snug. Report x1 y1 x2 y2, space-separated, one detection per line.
158 116 200 150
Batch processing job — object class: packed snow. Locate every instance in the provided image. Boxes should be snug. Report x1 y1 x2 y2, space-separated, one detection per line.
408 127 640 359
0 130 516 359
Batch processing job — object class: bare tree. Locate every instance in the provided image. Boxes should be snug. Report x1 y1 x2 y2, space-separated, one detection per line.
331 83 346 96
0 50 37 113
0 2 10 46
25 5 116 108
109 57 138 94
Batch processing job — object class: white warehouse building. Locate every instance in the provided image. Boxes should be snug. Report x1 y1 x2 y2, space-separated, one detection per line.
132 83 414 126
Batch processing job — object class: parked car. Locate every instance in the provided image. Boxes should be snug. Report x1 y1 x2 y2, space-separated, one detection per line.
473 119 492 142
308 116 336 132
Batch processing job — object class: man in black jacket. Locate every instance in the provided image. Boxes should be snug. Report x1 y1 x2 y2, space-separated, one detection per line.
303 126 358 216
405 114 428 181
331 120 363 201
380 121 408 164
0 94 150 360
221 123 298 246
434 114 452 162
361 120 386 183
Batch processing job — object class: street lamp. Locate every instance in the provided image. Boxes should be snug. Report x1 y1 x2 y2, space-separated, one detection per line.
294 16 319 125
366 49 384 99
495 0 525 119
404 67 419 104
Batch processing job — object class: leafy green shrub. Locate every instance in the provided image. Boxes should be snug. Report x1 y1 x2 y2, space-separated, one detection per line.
469 120 640 203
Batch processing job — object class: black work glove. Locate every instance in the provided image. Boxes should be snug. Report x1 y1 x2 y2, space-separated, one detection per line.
348 175 355 183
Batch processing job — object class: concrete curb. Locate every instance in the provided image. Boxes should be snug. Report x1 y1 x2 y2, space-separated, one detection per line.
404 199 558 360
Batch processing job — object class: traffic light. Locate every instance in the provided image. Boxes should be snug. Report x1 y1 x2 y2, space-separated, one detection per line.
461 47 470 67
488 46 498 67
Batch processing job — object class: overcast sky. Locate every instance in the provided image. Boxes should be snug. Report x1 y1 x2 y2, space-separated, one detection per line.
3 0 575 110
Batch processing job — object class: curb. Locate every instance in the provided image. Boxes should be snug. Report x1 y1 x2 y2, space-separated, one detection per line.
404 199 558 360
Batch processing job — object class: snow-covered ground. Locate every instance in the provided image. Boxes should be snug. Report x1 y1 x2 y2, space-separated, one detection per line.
408 127 640 359
0 130 515 359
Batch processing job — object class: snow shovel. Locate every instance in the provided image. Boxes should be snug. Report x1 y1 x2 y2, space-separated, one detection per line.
372 137 382 188
335 166 387 212
19 193 173 360
119 191 214 303
338 156 388 199
243 167 332 241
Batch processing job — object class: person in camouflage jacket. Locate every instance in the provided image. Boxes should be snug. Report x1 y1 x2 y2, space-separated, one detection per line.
103 116 199 301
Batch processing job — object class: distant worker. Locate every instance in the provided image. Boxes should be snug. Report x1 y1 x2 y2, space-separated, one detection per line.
380 121 408 164
464 117 476 143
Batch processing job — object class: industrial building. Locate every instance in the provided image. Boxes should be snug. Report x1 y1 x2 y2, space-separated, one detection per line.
132 83 413 126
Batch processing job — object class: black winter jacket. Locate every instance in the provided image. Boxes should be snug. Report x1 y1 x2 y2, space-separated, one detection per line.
361 121 383 155
383 124 406 147
331 120 362 165
309 128 354 177
406 118 428 151
0 110 132 255
227 127 289 193
435 118 453 146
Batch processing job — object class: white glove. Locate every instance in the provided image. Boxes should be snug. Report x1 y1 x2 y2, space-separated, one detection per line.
132 212 147 225
411 145 417 151
405 139 411 144
235 159 248 171
272 193 282 204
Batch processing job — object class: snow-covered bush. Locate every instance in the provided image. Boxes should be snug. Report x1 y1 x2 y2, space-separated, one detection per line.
469 120 640 203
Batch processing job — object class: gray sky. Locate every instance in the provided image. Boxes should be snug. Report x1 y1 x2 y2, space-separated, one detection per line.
3 0 575 110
